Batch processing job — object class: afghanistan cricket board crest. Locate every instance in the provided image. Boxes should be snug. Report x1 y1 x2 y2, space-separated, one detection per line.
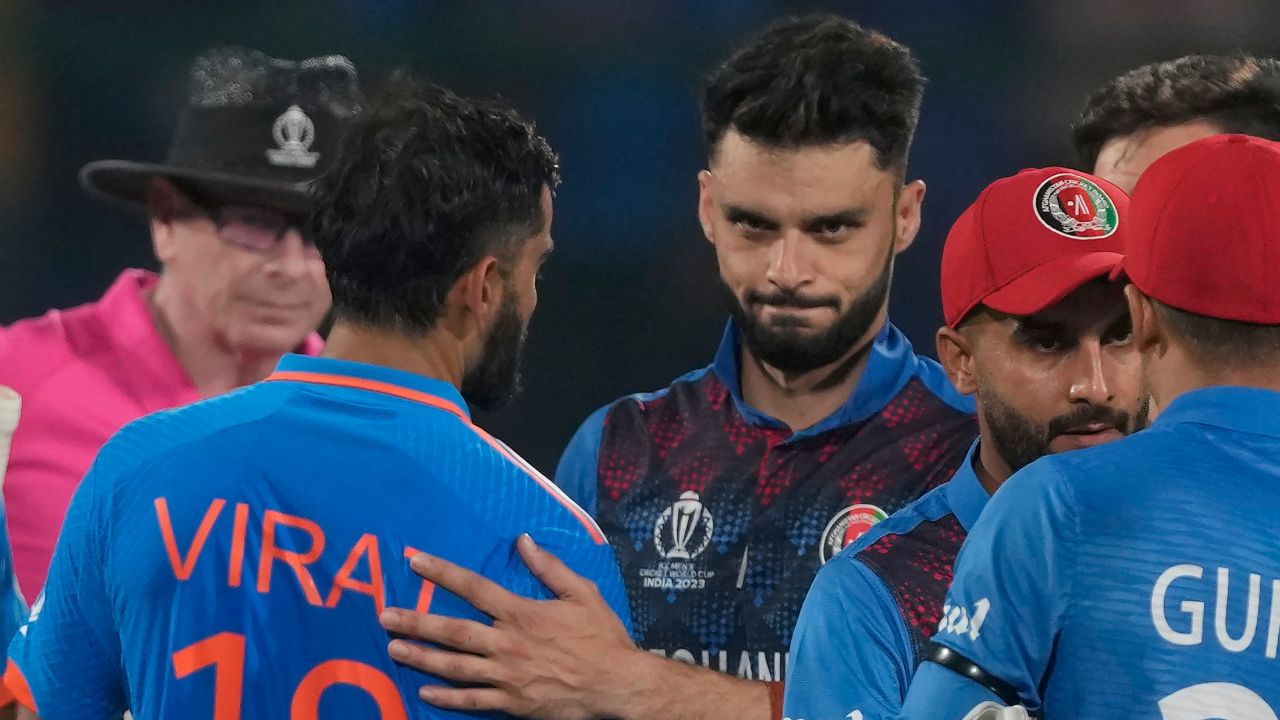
820 504 888 563
1033 173 1119 239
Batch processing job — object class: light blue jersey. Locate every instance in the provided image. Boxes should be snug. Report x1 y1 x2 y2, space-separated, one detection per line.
901 387 1280 719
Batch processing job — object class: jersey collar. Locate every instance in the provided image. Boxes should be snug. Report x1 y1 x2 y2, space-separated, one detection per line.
1155 386 1280 439
711 318 939 438
947 440 990 532
269 354 470 418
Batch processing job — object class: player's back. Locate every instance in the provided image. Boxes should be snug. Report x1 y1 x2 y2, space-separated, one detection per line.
1043 387 1280 717
5 357 627 720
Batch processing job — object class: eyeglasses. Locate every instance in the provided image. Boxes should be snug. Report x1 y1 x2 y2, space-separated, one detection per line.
211 204 321 260
176 185 320 260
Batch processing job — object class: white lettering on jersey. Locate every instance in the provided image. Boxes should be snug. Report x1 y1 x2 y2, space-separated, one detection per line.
1152 564 1279 657
1153 564 1205 646
1158 682 1278 720
1216 567 1262 652
938 599 991 641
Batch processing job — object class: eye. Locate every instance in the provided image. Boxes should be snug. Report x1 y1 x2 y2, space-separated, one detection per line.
1103 318 1134 346
734 217 770 233
1024 333 1065 354
812 220 851 235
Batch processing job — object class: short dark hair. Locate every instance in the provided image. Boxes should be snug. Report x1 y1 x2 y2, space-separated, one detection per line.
701 14 925 171
1155 300 1280 368
311 74 559 334
1073 54 1280 170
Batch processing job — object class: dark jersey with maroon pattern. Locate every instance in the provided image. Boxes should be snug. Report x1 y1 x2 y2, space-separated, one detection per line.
857 513 967 662
783 441 989 720
555 322 976 682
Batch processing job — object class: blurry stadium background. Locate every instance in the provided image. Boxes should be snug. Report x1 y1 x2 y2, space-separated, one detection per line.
1 0 1278 472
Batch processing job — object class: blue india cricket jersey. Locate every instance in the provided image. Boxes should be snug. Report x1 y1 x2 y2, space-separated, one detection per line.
0 498 25 708
3 354 629 720
784 441 988 720
900 387 1280 719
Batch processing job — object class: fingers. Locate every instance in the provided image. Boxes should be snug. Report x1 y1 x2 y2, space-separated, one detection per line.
388 638 500 685
409 552 521 618
380 607 502 655
417 685 513 714
517 534 599 601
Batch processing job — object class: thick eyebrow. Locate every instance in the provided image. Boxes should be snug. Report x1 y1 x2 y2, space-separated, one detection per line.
722 204 780 231
1011 317 1067 337
800 209 869 233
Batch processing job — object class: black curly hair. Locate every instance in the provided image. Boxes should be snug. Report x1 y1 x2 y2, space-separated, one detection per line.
701 14 926 173
1073 54 1280 170
310 73 560 334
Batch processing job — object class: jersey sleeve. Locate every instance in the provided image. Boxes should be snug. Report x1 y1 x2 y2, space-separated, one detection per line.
553 405 609 517
4 467 127 719
898 460 1076 718
784 557 914 720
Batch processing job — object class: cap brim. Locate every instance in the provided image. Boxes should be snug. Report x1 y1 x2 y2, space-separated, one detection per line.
79 160 314 216
981 251 1125 318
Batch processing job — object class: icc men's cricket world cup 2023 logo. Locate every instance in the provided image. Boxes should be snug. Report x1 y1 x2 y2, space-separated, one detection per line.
655 491 714 561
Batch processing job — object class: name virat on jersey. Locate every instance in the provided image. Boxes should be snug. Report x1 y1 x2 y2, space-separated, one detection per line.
154 496 435 614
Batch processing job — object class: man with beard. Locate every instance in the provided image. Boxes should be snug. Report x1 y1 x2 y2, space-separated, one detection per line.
783 168 1146 720
899 134 1280 720
376 14 975 720
1075 54 1280 194
1 75 627 720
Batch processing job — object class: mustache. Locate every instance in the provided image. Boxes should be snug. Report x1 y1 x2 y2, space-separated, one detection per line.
743 289 841 311
1046 404 1134 439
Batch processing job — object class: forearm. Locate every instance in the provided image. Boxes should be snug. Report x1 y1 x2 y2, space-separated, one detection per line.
602 650 771 720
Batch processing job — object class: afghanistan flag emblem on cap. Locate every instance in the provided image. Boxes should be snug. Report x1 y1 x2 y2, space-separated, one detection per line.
1033 173 1119 239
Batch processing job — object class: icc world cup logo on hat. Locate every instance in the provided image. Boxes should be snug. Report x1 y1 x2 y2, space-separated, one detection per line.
1033 173 1119 239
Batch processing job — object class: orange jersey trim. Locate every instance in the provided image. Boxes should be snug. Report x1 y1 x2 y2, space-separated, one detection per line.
4 659 36 714
266 370 606 544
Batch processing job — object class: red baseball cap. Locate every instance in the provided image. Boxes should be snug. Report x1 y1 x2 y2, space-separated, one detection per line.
1122 134 1280 323
941 167 1128 328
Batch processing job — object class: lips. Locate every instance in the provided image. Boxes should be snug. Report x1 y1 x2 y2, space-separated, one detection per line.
1049 425 1124 451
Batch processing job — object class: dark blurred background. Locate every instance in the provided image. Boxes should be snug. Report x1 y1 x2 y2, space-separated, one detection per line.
2 0 1279 473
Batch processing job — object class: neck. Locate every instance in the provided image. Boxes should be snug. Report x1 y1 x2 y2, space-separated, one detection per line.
972 434 1013 496
320 322 465 389
148 275 281 398
737 312 885 432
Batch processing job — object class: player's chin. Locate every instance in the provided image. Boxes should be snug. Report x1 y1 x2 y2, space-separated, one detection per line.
1048 427 1124 453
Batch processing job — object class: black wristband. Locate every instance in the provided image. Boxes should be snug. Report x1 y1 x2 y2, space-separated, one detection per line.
923 643 1024 709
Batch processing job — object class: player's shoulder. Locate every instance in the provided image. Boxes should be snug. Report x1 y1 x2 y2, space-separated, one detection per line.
841 481 956 561
92 381 290 479
463 433 606 546
905 352 976 417
598 364 716 420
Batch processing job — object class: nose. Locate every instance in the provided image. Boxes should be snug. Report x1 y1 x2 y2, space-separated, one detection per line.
266 229 314 281
764 230 811 291
1067 337 1115 405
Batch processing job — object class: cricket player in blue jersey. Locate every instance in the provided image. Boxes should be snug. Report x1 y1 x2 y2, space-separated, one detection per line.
783 167 1148 720
2 75 629 720
900 134 1280 719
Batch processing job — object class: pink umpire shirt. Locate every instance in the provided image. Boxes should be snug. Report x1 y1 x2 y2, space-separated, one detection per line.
0 269 323 602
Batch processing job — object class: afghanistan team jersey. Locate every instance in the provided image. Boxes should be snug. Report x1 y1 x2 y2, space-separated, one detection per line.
785 440 988 720
3 355 629 720
555 320 976 683
900 387 1280 720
